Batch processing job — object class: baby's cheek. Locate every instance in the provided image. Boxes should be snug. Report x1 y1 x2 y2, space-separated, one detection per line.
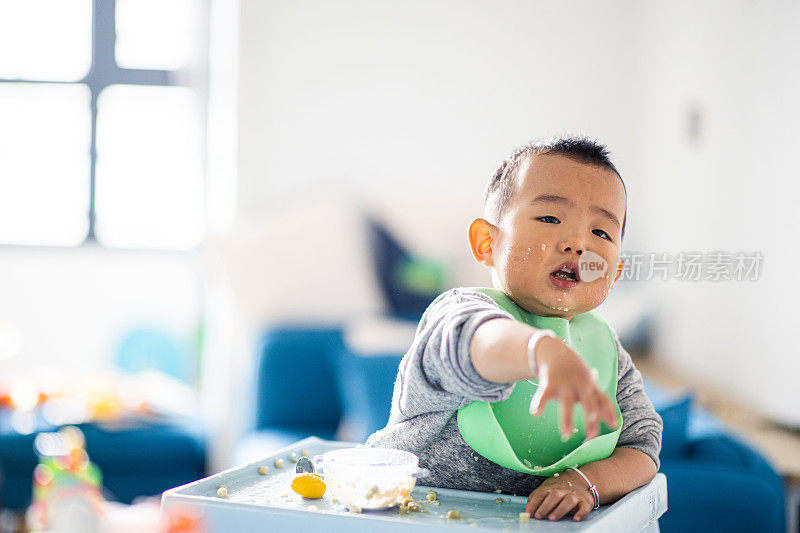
602 272 616 293
584 274 614 306
505 250 536 281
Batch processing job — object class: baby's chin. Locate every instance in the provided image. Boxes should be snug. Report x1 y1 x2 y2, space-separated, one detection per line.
505 290 581 318
514 290 602 319
493 276 607 317
538 303 583 320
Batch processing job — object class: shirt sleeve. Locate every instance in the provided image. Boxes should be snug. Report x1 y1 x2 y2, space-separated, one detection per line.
611 327 663 470
395 288 517 417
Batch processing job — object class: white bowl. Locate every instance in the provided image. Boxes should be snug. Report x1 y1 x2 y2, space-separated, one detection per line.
317 448 429 510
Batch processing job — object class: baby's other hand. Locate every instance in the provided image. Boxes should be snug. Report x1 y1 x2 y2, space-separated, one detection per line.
528 336 618 440
525 470 594 522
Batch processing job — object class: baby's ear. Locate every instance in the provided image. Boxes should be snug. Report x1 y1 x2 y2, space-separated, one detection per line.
468 218 495 267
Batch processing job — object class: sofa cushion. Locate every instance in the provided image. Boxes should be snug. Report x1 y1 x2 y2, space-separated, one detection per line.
365 216 444 321
333 346 403 440
658 461 785 533
0 416 205 509
255 327 343 431
655 393 693 459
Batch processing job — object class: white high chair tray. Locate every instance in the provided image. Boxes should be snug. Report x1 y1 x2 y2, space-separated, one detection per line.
161 437 667 532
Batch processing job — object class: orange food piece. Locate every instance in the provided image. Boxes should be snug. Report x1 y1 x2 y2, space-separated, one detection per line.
291 473 326 499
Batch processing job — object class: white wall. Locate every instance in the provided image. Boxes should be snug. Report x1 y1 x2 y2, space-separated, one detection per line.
0 245 201 375
633 0 800 425
234 0 800 429
237 0 647 246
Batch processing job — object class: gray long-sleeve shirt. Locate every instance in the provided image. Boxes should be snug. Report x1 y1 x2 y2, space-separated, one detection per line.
365 287 663 496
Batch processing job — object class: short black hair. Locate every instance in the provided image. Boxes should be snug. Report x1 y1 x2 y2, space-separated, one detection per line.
485 135 627 240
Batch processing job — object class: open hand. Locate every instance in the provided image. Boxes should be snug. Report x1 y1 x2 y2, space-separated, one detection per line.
525 470 594 522
529 336 619 440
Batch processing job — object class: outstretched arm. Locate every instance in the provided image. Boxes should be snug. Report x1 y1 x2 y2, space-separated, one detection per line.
470 317 619 439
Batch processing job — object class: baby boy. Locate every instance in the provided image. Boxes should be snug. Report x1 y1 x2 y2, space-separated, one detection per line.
365 136 663 522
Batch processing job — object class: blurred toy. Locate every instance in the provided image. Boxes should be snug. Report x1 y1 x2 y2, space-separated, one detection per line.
26 426 105 532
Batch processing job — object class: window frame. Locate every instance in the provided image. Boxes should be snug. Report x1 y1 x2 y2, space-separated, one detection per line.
0 0 208 248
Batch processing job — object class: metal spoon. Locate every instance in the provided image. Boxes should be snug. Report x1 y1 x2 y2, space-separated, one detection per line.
295 456 315 474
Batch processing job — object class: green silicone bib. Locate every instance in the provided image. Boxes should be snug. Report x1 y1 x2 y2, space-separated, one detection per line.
457 287 622 476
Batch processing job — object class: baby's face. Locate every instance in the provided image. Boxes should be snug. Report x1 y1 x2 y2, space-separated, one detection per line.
485 154 626 320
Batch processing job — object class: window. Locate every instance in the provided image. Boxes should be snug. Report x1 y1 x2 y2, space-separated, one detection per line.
0 0 206 249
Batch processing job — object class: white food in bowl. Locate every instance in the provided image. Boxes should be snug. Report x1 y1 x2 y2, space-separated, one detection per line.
320 448 424 510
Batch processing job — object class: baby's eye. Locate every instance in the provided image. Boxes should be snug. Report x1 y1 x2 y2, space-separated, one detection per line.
536 216 560 224
593 229 611 240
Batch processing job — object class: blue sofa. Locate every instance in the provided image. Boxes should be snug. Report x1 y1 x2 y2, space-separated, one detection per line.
238 324 786 533
644 383 785 532
0 412 205 509
233 326 344 463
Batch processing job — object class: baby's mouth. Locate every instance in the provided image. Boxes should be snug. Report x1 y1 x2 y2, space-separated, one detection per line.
550 263 579 282
549 262 580 287
551 269 577 281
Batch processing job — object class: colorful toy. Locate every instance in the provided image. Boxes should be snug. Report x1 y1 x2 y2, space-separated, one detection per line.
26 426 104 531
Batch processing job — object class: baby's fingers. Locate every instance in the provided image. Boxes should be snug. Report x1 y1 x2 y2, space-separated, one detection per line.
526 489 547 516
559 394 576 438
547 494 581 521
579 393 600 440
572 500 593 522
529 384 554 416
534 491 564 519
597 392 619 428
